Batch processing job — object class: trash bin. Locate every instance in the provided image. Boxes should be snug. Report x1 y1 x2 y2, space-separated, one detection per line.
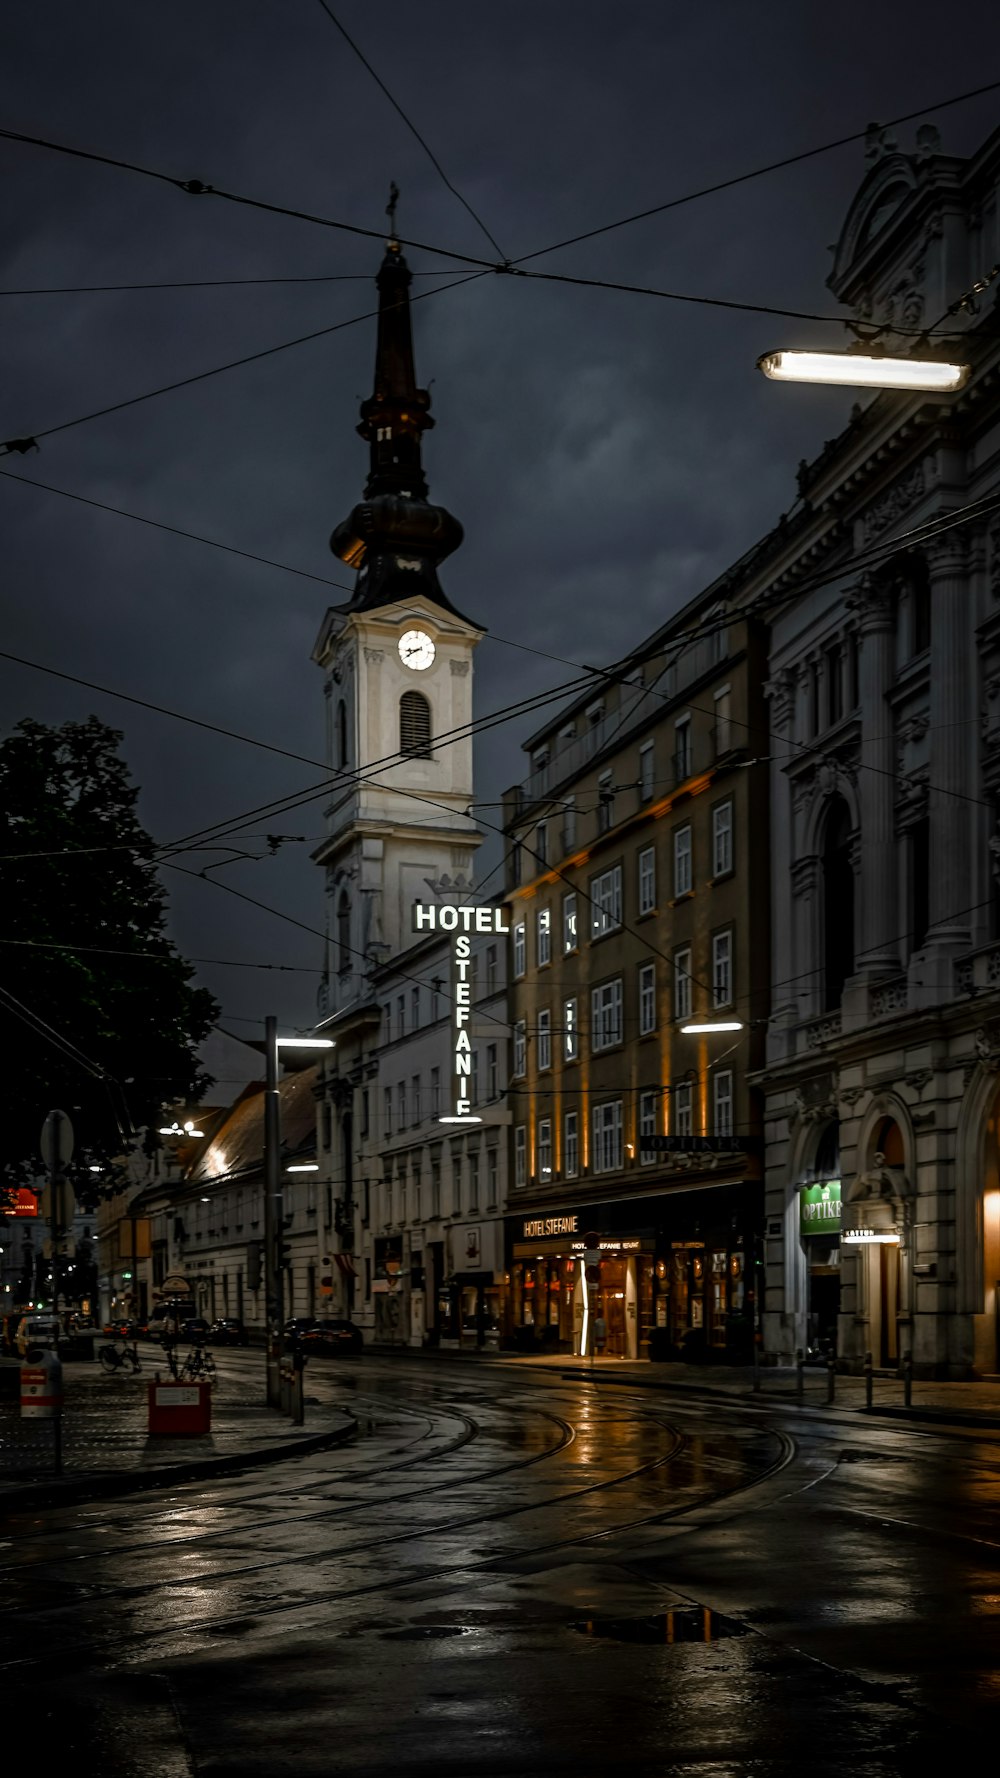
147 1380 211 1436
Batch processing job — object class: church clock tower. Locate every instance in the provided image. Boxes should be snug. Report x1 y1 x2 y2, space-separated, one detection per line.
312 217 484 1016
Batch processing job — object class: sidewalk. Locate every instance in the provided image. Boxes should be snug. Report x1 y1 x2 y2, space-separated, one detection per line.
0 1357 356 1509
489 1353 1000 1431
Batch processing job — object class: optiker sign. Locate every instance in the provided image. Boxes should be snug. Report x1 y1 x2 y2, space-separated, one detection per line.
412 901 510 1123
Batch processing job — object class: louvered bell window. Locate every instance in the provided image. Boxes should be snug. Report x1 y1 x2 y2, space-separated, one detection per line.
400 690 432 758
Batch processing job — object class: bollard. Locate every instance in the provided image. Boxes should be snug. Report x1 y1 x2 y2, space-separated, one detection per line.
21 1347 63 1474
795 1347 804 1399
903 1351 913 1410
826 1359 836 1405
864 1350 873 1411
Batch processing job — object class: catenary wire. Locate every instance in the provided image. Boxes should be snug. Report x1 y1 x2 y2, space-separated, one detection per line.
309 0 507 262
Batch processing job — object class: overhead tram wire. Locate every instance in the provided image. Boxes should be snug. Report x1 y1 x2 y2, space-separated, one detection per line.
0 937 321 972
0 271 463 296
310 0 507 263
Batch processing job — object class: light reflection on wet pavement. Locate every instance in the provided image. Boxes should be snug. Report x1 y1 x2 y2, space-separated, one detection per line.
4 1353 999 1772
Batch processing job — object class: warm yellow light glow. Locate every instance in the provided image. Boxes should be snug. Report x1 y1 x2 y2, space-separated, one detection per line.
580 1259 589 1358
758 349 968 392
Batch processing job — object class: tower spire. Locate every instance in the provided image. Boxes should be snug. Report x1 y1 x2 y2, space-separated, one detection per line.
329 187 467 618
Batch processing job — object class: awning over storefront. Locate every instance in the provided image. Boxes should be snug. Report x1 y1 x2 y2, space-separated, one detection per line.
841 1199 899 1244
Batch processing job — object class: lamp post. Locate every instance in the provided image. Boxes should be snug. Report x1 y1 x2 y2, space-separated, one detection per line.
263 1021 334 1410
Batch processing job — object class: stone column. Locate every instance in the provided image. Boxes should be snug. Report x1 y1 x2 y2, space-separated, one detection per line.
851 574 899 974
926 533 972 953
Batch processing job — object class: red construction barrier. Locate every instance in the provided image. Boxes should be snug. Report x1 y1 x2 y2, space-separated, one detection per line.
21 1354 63 1419
147 1380 211 1436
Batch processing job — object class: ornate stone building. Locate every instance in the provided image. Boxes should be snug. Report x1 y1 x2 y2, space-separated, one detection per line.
747 121 1000 1374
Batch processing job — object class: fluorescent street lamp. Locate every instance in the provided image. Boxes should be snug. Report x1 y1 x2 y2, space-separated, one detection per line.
681 1021 743 1034
437 1114 483 1125
757 348 968 392
275 1038 335 1049
286 1163 319 1173
264 1023 335 1407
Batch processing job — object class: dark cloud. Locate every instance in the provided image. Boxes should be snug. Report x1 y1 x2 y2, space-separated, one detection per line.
3 0 998 1037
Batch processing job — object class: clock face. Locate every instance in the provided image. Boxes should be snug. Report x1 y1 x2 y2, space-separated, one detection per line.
398 629 436 671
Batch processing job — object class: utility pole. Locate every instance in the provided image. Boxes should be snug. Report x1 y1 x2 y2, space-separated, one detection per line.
264 1016 283 1409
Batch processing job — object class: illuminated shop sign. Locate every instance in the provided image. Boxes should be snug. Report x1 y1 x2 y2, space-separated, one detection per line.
522 1215 578 1239
799 1180 841 1238
412 901 510 1123
840 1199 899 1245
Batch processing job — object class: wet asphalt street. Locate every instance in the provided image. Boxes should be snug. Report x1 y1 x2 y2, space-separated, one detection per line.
4 1353 998 1775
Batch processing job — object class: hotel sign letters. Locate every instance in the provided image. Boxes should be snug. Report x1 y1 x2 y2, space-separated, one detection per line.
522 1215 579 1240
412 901 510 1122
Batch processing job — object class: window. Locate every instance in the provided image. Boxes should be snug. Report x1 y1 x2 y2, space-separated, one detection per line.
470 1048 479 1104
592 1100 623 1173
513 1020 527 1078
431 978 441 1020
431 1164 441 1219
639 1090 658 1164
469 1150 480 1212
564 1111 579 1179
515 1126 527 1188
562 797 577 854
397 1082 406 1130
564 997 579 1062
809 659 821 737
411 986 420 1030
848 630 860 709
509 842 523 888
535 821 548 866
431 1067 441 1114
487 1042 498 1098
712 801 733 877
383 1001 392 1041
640 741 655 801
713 684 732 755
675 1081 693 1138
638 845 656 915
909 816 930 953
411 1075 421 1124
399 689 432 757
590 864 622 938
487 1145 498 1206
674 716 692 781
396 993 405 1035
825 642 844 727
712 931 733 1008
713 1071 733 1138
537 906 551 967
674 947 692 1021
563 893 578 953
337 890 351 975
591 978 623 1052
486 944 498 994
823 795 855 1008
673 825 692 897
639 962 656 1036
598 770 614 834
513 922 526 978
538 1009 552 1071
538 1119 553 1180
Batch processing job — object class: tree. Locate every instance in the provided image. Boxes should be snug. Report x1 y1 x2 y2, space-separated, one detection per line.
0 717 218 1205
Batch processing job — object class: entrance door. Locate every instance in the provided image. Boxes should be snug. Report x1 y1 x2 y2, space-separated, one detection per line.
879 1244 899 1367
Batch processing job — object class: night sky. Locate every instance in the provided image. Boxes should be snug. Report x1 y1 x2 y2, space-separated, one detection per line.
3 2 998 1050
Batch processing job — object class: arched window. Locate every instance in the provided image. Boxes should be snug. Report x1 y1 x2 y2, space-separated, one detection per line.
336 700 348 770
337 890 351 976
873 1117 904 1168
822 795 854 1009
400 690 432 758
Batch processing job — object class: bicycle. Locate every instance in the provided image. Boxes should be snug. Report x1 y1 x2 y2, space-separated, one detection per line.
99 1337 141 1375
179 1343 217 1385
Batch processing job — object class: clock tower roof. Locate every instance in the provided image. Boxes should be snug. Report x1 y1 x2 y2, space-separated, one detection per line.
330 202 476 626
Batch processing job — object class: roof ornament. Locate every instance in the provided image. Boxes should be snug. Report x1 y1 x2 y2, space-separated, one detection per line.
864 122 899 163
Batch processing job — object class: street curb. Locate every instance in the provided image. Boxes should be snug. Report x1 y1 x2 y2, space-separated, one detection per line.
0 1413 357 1514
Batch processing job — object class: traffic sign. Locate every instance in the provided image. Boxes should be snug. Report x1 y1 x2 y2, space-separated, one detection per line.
40 1109 74 1174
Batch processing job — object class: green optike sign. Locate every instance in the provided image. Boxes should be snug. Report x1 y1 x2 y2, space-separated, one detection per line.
799 1180 841 1237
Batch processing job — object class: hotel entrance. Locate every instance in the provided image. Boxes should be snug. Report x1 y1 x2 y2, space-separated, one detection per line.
509 1212 655 1357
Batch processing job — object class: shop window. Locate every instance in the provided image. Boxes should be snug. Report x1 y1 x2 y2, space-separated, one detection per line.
538 1119 553 1181
639 962 656 1036
537 906 551 967
591 978 623 1051
674 947 692 1021
564 1111 579 1179
513 922 526 978
564 997 579 1062
674 825 692 897
538 1010 552 1072
639 1091 658 1164
590 865 622 937
592 1101 623 1173
514 1126 527 1188
638 845 656 915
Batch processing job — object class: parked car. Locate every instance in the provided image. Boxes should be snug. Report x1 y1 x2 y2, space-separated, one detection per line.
283 1317 316 1340
209 1317 250 1347
300 1319 364 1356
182 1317 212 1343
15 1315 60 1357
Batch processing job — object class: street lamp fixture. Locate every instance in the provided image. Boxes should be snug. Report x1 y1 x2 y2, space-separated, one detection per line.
757 348 968 392
681 1021 743 1034
263 1023 335 1408
275 1038 336 1050
437 1114 483 1125
286 1163 319 1173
